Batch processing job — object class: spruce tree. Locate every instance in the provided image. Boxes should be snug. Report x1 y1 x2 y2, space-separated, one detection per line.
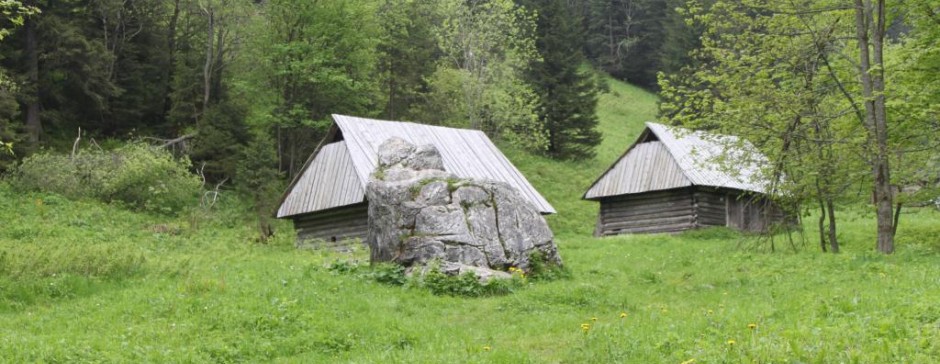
523 0 602 160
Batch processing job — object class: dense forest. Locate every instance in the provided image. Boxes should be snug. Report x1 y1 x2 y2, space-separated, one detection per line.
1 0 938 253
0 0 703 171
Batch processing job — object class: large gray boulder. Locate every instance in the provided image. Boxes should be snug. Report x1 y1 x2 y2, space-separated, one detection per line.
365 137 561 278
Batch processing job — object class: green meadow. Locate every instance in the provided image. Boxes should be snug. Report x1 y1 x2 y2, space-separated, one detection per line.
1 78 938 363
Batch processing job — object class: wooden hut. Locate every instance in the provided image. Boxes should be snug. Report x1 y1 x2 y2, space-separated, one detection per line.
584 122 791 236
277 114 555 247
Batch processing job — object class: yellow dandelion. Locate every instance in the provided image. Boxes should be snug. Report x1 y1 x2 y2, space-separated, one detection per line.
483 346 491 351
748 323 757 330
727 339 736 346
680 359 696 364
620 312 627 318
591 317 598 322
580 323 591 332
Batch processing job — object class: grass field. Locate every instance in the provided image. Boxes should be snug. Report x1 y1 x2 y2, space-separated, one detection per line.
1 78 938 363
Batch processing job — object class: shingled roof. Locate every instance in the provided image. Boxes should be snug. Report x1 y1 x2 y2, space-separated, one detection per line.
584 122 770 200
277 114 555 218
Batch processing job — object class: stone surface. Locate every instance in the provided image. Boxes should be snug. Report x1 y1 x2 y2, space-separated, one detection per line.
366 137 562 280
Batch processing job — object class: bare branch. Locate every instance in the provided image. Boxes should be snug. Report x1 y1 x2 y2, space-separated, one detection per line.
70 127 82 159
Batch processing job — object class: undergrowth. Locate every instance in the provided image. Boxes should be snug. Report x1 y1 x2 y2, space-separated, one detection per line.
0 77 937 362
9 143 201 215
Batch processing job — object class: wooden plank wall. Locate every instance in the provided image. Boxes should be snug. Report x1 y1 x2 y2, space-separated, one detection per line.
595 189 695 236
293 203 369 248
277 141 365 218
584 141 691 199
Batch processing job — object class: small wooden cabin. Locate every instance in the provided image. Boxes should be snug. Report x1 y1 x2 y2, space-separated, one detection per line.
276 114 555 247
584 122 791 236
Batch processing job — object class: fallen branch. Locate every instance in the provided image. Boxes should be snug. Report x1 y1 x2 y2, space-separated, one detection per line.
141 133 196 149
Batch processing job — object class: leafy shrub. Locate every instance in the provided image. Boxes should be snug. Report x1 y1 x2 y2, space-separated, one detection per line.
421 266 519 297
10 143 201 214
369 263 406 286
326 259 362 275
324 257 522 296
527 250 570 281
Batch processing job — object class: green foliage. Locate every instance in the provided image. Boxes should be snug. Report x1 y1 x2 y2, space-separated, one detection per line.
236 131 283 241
0 0 28 166
523 0 602 160
0 0 39 41
0 242 145 280
1 176 937 361
325 258 520 297
369 263 406 286
191 102 251 182
0 84 939 362
237 0 383 176
580 0 701 88
425 0 546 151
656 0 902 251
420 266 519 297
327 259 363 275
375 0 439 120
526 250 571 281
0 71 21 170
11 143 201 214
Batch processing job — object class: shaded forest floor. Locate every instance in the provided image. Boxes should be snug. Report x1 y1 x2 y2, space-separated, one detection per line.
1 78 938 363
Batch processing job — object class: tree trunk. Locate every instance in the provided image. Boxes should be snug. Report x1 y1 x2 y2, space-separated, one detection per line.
826 198 839 253
162 0 181 130
854 0 894 254
817 199 827 253
202 3 214 117
24 16 41 144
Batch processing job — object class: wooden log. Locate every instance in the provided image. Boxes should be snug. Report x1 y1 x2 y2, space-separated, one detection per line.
602 200 692 214
601 206 693 221
602 222 694 235
604 189 694 204
603 215 694 230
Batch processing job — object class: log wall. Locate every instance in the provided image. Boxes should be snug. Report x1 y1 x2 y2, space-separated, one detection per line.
595 188 696 236
726 193 790 232
693 189 727 227
292 203 369 249
596 187 793 236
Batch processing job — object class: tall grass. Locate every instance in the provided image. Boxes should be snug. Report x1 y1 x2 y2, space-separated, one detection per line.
0 77 937 362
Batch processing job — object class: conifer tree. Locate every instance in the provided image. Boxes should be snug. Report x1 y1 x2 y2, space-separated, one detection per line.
523 0 602 160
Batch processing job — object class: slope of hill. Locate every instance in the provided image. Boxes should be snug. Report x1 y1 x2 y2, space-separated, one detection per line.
502 77 659 237
1 76 938 363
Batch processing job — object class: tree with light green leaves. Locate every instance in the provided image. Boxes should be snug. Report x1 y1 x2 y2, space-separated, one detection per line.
659 0 937 253
423 0 546 152
236 0 383 177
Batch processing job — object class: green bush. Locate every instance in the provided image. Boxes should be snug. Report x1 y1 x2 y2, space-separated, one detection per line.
421 266 520 297
527 250 570 281
10 143 201 214
369 263 406 286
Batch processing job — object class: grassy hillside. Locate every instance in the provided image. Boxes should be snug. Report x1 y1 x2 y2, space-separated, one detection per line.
1 77 939 363
504 77 660 237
